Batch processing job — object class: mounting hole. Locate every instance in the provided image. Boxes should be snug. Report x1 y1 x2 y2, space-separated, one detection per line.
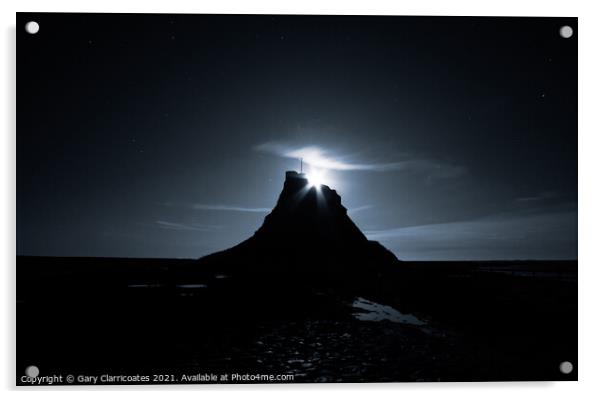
559 25 573 39
559 361 573 374
25 21 39 35
25 365 39 378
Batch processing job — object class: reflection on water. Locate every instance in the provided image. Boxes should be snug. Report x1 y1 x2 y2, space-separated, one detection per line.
127 283 208 289
481 269 576 281
127 284 164 288
352 297 426 326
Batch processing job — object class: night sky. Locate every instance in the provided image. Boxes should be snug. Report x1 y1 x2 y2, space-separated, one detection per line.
17 13 577 260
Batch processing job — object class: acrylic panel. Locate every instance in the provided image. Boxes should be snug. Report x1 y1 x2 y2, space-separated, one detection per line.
17 13 577 385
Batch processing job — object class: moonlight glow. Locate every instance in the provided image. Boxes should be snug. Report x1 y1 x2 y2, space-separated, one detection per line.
307 169 327 188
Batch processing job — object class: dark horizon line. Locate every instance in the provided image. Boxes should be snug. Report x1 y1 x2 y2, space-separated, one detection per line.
15 254 578 263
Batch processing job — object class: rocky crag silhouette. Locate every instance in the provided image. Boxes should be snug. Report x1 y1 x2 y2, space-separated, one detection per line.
198 171 398 275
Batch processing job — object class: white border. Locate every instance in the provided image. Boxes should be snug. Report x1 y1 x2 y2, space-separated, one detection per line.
2 1 601 398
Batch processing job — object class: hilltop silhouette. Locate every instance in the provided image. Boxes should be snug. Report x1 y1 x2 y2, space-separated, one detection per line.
198 171 397 274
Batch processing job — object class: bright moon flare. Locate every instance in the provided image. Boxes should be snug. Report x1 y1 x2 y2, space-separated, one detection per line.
307 169 327 188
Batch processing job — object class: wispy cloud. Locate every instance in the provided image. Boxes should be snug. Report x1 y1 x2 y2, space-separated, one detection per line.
515 191 557 203
404 159 466 180
192 204 271 213
348 205 374 214
365 208 577 260
254 143 401 171
155 221 220 232
254 142 466 179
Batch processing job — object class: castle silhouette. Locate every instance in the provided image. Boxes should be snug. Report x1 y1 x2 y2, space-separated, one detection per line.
198 171 397 276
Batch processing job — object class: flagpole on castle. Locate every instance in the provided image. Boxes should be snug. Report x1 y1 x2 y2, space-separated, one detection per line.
300 158 303 174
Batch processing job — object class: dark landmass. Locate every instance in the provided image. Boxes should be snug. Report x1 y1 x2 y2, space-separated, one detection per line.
17 173 577 384
17 256 576 384
199 171 398 275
